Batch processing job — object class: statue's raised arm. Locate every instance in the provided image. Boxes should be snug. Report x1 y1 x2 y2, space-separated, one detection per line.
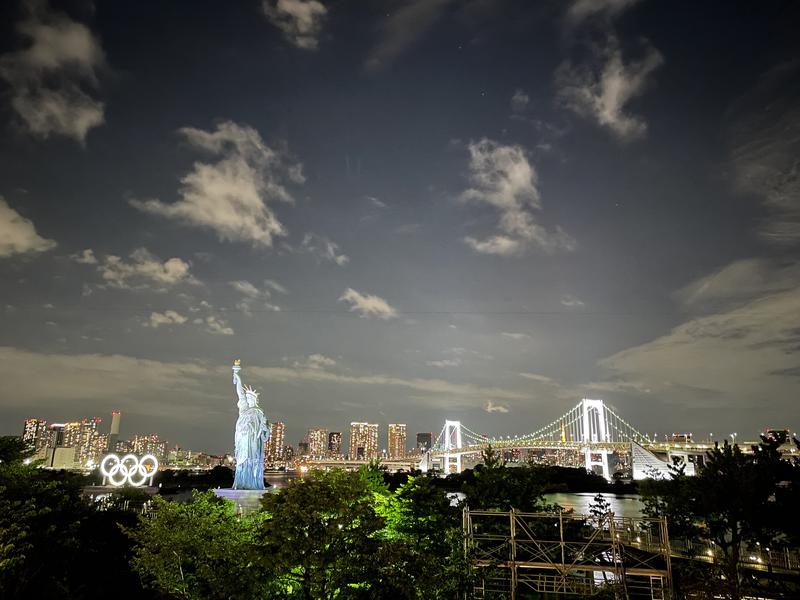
232 359 246 407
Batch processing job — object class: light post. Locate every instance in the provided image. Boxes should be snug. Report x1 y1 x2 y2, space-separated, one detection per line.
730 432 737 446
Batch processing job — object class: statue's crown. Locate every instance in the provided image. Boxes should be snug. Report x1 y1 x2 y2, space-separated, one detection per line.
243 384 259 399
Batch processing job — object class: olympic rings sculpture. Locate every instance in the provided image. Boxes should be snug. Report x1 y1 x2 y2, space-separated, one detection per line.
100 453 159 487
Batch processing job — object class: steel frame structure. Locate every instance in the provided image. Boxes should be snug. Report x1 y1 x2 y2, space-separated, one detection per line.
465 509 673 600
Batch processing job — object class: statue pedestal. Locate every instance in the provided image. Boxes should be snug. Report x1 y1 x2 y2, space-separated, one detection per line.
214 488 271 515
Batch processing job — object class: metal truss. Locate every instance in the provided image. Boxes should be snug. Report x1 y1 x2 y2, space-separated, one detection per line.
465 509 673 600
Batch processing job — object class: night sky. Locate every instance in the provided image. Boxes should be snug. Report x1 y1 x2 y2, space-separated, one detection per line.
1 0 798 453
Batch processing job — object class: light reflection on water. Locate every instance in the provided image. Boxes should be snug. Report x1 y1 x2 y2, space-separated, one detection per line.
544 492 644 519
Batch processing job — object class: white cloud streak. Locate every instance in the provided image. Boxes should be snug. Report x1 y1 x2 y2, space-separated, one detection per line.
146 310 188 329
229 279 281 314
426 358 461 368
565 0 640 25
561 294 585 308
301 233 349 266
262 0 327 50
195 315 234 336
0 197 56 258
131 121 303 248
556 36 662 142
92 247 197 290
70 248 97 264
365 0 452 72
484 400 510 413
461 139 576 256
502 332 531 340
0 2 105 143
600 260 800 410
339 288 398 319
728 60 800 245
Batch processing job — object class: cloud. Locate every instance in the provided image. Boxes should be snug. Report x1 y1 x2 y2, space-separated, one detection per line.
565 0 640 25
561 294 585 308
728 60 800 245
510 89 530 114
229 279 281 314
70 248 97 264
262 0 327 50
365 0 452 72
395 223 422 235
292 353 336 370
460 139 576 256
93 247 197 290
131 121 303 248
339 288 398 319
599 266 800 410
229 280 261 299
365 196 387 208
0 347 220 420
426 358 461 368
195 315 234 336
556 36 663 142
248 364 529 404
502 332 530 340
519 372 557 384
674 258 800 310
0 197 56 258
484 400 509 413
146 310 188 329
301 232 349 266
264 279 288 294
0 2 105 143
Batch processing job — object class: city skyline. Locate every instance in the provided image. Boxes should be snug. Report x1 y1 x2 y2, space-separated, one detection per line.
1 1 799 453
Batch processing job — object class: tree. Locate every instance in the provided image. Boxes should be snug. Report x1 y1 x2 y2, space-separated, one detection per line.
641 439 795 600
255 469 385 599
0 436 30 464
461 452 547 512
375 476 470 598
127 491 264 600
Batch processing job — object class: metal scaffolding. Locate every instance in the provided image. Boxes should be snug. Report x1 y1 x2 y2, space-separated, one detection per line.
465 509 673 599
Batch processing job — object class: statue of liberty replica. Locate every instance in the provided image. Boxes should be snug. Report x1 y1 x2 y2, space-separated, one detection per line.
231 359 269 490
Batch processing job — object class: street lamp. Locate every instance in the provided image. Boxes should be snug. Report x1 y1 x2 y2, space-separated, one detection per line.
730 432 737 445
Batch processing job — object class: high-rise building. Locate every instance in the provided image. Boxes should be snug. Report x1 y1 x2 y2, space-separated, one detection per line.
388 423 407 459
48 423 66 447
22 418 49 452
266 421 285 462
132 434 167 460
349 422 379 460
328 431 342 457
75 417 103 465
62 421 82 449
298 440 310 456
416 432 433 452
107 410 121 452
307 428 328 458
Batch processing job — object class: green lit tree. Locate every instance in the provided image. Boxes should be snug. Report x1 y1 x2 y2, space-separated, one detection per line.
127 491 265 600
255 469 385 599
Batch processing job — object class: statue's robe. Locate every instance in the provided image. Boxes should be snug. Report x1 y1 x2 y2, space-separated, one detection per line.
233 406 269 490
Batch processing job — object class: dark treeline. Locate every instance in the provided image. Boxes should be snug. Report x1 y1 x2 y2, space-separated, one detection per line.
1 438 799 599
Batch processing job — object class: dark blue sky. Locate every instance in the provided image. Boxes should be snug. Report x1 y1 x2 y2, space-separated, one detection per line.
1 0 798 453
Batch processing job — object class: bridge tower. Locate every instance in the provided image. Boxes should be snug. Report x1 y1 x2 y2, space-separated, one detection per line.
580 399 612 481
443 420 463 474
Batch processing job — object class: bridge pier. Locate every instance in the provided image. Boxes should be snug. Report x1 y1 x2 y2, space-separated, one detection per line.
583 447 611 481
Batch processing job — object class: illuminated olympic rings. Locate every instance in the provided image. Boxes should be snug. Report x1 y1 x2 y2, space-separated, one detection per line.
100 453 159 487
